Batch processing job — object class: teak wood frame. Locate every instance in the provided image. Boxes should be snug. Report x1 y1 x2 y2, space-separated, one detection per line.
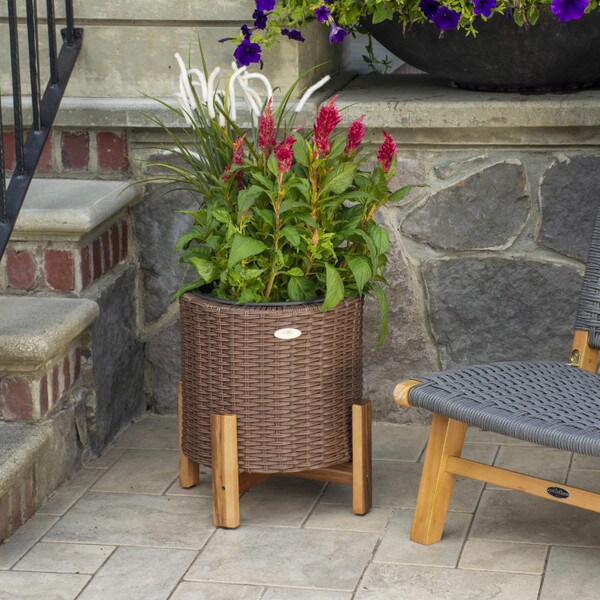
393 330 600 546
178 383 372 528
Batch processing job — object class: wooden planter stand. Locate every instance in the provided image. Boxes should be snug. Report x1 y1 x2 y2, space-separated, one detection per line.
178 383 372 528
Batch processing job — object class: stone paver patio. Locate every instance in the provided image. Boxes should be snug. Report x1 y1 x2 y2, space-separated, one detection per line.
2 415 600 599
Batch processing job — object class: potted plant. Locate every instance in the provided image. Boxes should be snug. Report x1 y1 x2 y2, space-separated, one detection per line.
233 0 600 91
150 56 415 527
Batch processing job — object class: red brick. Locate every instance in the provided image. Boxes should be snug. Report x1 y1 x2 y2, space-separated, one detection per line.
0 377 33 420
0 494 9 541
97 131 129 171
51 364 59 407
38 132 53 170
120 221 129 261
39 374 49 416
92 239 102 280
2 131 15 170
6 249 36 290
101 231 110 274
44 249 75 291
110 224 120 268
61 131 89 170
11 485 22 531
63 356 71 391
74 347 82 381
23 474 34 520
81 245 91 288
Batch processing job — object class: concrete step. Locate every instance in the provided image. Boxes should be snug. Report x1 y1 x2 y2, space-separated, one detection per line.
1 178 140 294
0 296 98 422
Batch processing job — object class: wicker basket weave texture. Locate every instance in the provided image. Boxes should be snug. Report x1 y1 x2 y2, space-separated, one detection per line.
180 293 363 473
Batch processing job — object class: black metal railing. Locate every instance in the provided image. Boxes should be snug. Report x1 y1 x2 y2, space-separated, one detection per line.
0 0 83 259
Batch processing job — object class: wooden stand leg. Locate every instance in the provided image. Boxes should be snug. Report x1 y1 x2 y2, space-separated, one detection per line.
411 414 467 545
178 382 200 489
211 414 240 529
352 402 372 515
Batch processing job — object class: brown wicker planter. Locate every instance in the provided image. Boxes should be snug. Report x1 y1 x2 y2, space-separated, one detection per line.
179 291 364 473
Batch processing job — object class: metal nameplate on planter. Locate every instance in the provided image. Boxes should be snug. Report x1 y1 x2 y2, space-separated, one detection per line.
547 486 570 500
274 328 302 340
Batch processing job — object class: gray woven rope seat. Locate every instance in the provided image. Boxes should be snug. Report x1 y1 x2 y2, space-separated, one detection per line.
409 360 600 456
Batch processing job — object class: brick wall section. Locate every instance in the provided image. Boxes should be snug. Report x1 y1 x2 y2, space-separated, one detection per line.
0 469 35 542
1 129 130 175
0 339 85 422
1 217 130 294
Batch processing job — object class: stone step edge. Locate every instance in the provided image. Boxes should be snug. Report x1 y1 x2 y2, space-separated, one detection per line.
0 297 99 370
0 422 51 541
11 179 140 242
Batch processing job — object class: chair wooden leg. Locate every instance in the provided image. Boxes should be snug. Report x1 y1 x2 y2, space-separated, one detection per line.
178 382 199 489
352 402 372 515
411 413 468 545
211 414 240 529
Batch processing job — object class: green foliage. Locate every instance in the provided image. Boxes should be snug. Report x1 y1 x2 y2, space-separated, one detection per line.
149 66 421 344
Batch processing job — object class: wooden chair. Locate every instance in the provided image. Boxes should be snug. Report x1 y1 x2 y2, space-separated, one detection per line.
394 207 600 545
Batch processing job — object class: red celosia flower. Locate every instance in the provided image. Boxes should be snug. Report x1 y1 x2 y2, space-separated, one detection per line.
377 130 397 173
222 135 246 187
258 98 276 155
274 135 296 173
344 115 365 156
314 95 341 158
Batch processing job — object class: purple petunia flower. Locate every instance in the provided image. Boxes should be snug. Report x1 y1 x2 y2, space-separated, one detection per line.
329 22 348 44
241 24 252 39
234 39 262 66
315 5 331 22
551 0 589 21
255 0 276 11
419 0 441 19
253 9 268 29
281 28 305 41
473 0 497 16
431 6 461 29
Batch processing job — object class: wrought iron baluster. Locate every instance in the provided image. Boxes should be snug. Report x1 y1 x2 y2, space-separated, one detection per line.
0 98 6 222
26 0 42 131
7 0 24 175
47 0 58 86
64 0 75 46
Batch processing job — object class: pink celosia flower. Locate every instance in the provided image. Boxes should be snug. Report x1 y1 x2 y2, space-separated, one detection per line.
314 95 341 158
274 135 296 173
377 130 397 173
258 98 276 155
344 115 365 156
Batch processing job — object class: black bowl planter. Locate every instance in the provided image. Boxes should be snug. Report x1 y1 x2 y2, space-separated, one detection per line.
364 9 600 91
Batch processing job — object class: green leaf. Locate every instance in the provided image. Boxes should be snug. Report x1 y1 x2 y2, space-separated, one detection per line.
173 279 203 299
323 163 357 196
321 263 345 312
227 234 268 269
189 257 218 283
281 226 301 248
267 153 279 177
372 2 394 23
527 5 539 24
175 231 199 252
371 285 389 346
347 256 372 294
513 9 525 25
292 134 310 167
287 267 303 277
368 224 390 254
389 185 418 203
237 185 264 218
280 198 310 214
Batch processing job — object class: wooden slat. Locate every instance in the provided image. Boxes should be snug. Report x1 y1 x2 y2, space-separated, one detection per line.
447 457 600 513
239 473 271 494
411 415 468 545
571 330 599 373
211 414 240 528
289 463 353 485
352 402 372 515
393 380 422 407
178 382 199 489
